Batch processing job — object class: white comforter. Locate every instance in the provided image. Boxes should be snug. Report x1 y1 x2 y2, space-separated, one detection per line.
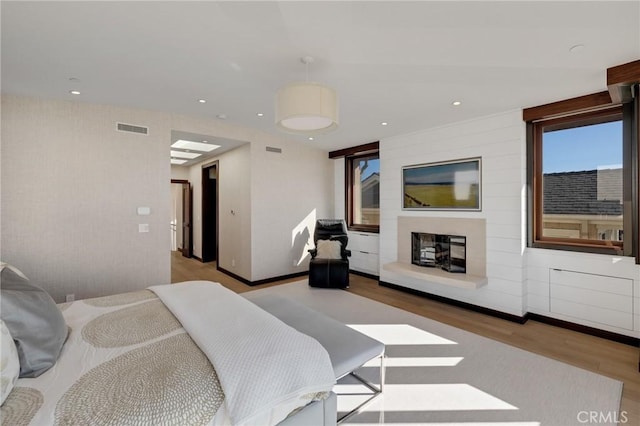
150 281 336 426
5 282 334 426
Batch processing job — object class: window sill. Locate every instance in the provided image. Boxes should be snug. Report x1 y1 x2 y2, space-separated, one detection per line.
532 242 623 256
347 225 379 234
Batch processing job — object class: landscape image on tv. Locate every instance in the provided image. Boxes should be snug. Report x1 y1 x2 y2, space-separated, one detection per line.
403 159 480 209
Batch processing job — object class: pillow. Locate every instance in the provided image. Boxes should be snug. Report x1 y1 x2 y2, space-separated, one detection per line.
315 239 342 260
0 320 20 405
0 264 68 378
0 262 27 279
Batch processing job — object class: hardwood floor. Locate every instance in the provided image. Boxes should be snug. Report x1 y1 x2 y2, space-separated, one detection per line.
171 251 640 424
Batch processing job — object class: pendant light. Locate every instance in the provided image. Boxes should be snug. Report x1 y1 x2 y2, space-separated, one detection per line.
275 56 339 135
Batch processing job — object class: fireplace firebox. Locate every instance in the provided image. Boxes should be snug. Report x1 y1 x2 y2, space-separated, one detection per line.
411 232 466 273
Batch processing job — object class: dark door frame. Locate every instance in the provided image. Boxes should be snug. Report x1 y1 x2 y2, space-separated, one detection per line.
201 161 219 264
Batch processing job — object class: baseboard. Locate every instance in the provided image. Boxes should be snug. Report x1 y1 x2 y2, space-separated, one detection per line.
528 313 639 347
379 281 528 324
217 266 308 287
379 280 640 347
349 269 379 281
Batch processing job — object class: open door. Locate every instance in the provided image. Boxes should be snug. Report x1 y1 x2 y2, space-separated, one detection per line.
202 163 218 263
181 182 193 258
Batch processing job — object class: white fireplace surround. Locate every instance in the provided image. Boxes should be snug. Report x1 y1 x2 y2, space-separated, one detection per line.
383 216 488 289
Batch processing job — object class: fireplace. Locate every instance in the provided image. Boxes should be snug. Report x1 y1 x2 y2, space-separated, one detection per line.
411 232 466 273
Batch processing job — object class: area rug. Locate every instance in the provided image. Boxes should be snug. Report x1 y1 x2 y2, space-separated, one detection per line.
244 281 623 426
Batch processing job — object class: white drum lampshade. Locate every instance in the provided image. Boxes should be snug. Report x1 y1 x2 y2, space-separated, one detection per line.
275 81 339 134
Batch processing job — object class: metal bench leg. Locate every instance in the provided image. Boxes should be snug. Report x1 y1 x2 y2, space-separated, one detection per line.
336 353 385 424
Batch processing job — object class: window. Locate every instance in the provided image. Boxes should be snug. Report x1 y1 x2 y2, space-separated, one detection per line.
529 107 630 254
347 153 380 232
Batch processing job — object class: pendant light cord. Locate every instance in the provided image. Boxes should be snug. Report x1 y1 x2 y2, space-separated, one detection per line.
301 56 314 82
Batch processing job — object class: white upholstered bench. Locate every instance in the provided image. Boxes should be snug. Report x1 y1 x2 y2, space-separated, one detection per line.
245 293 385 423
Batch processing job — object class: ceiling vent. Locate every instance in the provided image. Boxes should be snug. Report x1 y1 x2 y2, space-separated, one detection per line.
116 122 149 135
266 146 282 153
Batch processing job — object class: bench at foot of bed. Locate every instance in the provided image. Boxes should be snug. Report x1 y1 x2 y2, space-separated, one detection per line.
244 293 385 424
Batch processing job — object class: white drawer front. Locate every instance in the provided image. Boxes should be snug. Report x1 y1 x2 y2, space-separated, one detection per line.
549 269 632 297
348 232 379 254
549 269 634 330
550 298 634 330
350 250 379 275
551 283 633 314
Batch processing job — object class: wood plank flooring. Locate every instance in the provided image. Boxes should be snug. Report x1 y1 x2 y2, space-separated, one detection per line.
171 251 640 424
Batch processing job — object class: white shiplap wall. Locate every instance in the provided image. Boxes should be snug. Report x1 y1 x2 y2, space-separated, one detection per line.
379 110 528 316
374 107 639 338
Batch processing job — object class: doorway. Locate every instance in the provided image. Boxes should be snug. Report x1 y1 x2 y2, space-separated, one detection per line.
202 163 218 263
171 179 192 258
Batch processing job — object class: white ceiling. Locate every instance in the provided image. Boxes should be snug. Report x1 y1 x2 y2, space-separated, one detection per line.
2 1 638 152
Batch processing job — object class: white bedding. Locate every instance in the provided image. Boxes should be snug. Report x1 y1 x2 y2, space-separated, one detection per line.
2 282 334 426
150 281 336 426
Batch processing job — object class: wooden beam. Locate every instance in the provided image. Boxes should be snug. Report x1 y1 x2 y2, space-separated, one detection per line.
607 59 640 103
522 92 613 122
328 141 379 159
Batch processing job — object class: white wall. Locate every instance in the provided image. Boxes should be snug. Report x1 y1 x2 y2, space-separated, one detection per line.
2 94 334 298
250 136 334 281
187 144 252 280
379 110 528 316
185 136 333 282
1 95 171 301
166 111 333 283
363 107 639 338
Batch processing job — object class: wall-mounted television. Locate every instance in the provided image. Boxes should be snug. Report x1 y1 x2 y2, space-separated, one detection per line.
403 157 481 210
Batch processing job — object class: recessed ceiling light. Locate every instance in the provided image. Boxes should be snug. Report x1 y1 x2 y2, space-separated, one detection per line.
69 90 81 95
171 158 188 165
171 139 221 152
452 101 462 106
216 114 227 120
198 99 207 103
257 113 264 117
308 137 314 141
170 150 201 159
381 122 388 126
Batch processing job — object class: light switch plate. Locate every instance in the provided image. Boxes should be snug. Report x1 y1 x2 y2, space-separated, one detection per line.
137 207 151 215
138 224 150 233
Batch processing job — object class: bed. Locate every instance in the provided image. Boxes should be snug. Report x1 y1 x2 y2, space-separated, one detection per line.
0 266 337 426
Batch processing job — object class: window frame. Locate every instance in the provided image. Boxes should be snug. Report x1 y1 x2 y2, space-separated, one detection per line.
345 151 380 233
528 105 629 255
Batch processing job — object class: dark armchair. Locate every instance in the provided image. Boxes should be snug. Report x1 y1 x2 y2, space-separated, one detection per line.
308 219 351 288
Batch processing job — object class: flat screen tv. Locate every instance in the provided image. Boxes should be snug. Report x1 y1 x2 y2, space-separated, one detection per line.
402 157 481 210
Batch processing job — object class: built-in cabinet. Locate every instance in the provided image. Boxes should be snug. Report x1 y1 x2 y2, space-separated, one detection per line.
528 248 639 338
549 269 634 331
348 232 379 276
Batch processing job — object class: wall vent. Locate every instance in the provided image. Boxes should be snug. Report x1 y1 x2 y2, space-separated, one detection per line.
266 146 282 153
116 122 149 135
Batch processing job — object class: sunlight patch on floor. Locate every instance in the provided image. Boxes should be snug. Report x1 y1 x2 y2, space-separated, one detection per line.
337 383 518 411
347 324 457 345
